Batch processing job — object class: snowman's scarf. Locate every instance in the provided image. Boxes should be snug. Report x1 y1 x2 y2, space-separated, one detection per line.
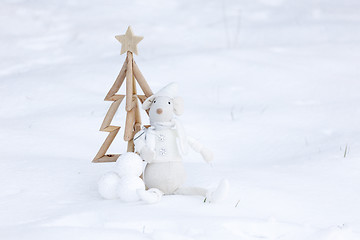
146 119 189 155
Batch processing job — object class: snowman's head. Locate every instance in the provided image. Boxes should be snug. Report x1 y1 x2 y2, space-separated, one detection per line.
142 83 184 124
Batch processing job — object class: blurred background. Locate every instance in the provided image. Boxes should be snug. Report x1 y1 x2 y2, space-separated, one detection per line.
0 0 359 164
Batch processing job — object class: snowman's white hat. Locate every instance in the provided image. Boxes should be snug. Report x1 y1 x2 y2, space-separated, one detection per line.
142 82 179 110
154 82 178 98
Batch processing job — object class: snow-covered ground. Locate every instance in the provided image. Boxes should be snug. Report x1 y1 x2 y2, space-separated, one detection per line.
1 0 360 239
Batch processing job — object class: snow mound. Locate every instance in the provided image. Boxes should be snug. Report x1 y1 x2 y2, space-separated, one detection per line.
98 153 145 202
98 172 121 200
115 152 144 177
117 176 145 202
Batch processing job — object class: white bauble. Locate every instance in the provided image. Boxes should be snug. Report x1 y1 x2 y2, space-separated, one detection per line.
98 172 121 200
117 176 145 202
115 152 144 177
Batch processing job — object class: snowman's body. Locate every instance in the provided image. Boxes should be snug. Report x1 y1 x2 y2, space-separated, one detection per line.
133 83 228 203
145 162 185 194
148 127 182 163
136 125 186 194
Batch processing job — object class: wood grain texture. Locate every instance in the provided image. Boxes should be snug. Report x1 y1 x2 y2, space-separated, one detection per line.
100 95 125 131
124 107 135 141
93 154 121 163
93 127 120 162
137 95 147 103
125 51 134 111
132 74 142 134
127 139 134 152
133 61 153 98
104 58 127 101
137 95 150 116
115 26 144 55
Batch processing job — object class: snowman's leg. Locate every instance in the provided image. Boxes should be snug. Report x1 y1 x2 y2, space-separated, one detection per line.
206 179 230 203
175 179 230 203
137 188 164 204
174 186 207 197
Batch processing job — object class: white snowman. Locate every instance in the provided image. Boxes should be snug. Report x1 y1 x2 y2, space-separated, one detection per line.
134 82 229 203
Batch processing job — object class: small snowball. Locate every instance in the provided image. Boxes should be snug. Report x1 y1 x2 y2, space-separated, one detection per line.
98 171 121 200
115 152 144 177
117 176 145 202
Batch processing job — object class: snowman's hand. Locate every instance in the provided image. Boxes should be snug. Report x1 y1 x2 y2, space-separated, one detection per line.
187 136 213 163
140 146 155 163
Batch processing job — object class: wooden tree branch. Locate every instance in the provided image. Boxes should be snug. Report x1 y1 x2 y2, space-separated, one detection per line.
100 95 125 131
132 73 142 132
134 122 142 133
104 57 127 101
125 52 134 111
107 94 125 101
137 95 147 103
127 139 134 152
133 61 153 98
93 127 120 162
137 95 150 116
124 107 135 141
94 154 121 163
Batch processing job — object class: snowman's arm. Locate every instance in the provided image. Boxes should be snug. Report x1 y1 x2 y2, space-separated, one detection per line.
134 129 155 163
133 130 146 154
187 136 213 163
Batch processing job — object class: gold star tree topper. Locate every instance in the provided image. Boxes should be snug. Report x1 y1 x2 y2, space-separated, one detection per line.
115 26 144 55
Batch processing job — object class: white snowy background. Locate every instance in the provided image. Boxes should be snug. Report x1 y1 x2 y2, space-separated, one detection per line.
0 0 359 239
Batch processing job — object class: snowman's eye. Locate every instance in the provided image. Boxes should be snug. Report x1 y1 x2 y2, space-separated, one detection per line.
168 102 171 104
153 100 156 103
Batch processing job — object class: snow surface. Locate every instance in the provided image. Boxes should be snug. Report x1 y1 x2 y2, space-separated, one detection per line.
1 0 360 239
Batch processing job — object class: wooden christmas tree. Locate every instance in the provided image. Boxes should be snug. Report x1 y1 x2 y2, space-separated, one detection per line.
93 26 153 163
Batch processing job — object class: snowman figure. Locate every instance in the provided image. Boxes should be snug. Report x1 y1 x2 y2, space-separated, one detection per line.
134 82 229 203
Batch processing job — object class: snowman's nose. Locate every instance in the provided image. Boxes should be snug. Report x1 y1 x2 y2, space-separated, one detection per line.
156 108 163 114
